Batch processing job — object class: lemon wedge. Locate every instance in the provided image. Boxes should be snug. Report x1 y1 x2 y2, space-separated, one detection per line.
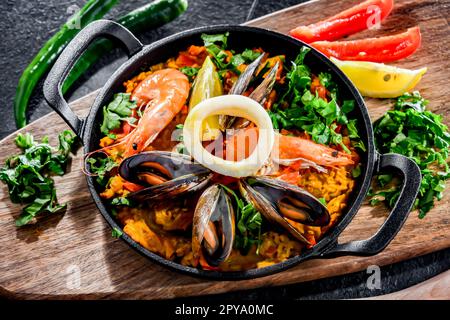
189 56 223 140
331 57 427 98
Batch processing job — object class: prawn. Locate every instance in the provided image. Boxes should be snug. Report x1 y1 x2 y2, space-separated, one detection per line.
223 127 353 168
124 68 190 157
90 69 189 157
273 133 354 167
83 69 189 175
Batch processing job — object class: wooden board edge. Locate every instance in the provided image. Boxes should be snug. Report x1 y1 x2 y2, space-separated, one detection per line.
4 239 449 300
244 0 320 26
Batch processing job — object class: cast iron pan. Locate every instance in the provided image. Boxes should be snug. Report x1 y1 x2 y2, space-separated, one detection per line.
43 20 422 279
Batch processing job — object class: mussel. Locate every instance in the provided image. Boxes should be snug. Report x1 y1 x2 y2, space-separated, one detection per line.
219 54 279 130
119 151 212 201
192 185 235 266
228 53 265 96
239 176 330 245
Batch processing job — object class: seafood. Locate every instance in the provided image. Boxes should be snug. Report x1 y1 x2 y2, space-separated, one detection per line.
229 54 265 95
192 185 235 266
224 127 351 169
93 34 361 271
239 176 330 245
119 151 212 201
124 69 190 157
273 133 354 167
219 56 279 130
247 61 279 105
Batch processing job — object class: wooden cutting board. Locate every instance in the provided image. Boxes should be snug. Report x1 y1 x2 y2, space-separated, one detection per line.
1 0 449 299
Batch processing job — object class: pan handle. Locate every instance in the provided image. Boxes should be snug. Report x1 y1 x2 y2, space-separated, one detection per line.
43 19 143 139
321 153 421 257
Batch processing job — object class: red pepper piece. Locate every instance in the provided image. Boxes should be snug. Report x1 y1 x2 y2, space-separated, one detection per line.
311 26 421 62
289 0 394 43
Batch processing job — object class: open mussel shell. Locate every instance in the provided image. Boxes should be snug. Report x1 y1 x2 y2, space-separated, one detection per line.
192 185 235 266
220 54 279 130
119 151 212 201
248 61 279 105
239 176 330 245
228 53 265 96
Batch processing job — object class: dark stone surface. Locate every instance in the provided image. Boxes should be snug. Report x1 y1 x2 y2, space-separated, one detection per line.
0 0 448 299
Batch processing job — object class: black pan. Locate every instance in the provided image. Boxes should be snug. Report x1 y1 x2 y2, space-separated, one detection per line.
43 20 421 279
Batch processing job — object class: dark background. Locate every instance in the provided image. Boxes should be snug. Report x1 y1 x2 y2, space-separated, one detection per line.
0 0 448 299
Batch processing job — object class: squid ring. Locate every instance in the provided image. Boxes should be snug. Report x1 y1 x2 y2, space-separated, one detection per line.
183 95 274 178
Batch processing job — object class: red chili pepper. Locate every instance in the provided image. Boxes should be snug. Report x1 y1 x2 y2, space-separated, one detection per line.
311 27 421 62
289 0 394 43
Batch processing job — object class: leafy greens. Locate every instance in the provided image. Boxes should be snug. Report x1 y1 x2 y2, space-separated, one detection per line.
0 131 77 226
200 32 262 75
86 156 118 187
369 91 450 218
179 66 199 81
221 185 263 254
268 46 365 153
100 93 137 135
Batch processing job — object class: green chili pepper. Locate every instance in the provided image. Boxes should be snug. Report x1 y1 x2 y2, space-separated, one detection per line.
14 0 119 128
62 0 189 94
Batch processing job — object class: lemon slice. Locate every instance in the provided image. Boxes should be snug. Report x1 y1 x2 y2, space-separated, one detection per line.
331 57 427 98
189 56 223 140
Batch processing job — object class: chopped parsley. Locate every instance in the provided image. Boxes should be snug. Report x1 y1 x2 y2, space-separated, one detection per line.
111 227 123 238
201 32 230 70
111 196 132 207
100 93 137 135
0 131 77 226
369 92 450 218
221 184 263 255
180 66 199 81
200 32 261 75
86 156 118 187
268 46 365 153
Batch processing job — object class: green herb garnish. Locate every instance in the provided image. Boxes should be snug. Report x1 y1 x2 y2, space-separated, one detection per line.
268 47 365 153
369 91 450 218
173 124 187 154
201 32 230 70
180 66 199 81
221 185 263 255
100 93 137 135
200 33 261 74
111 227 123 238
352 163 362 178
86 156 118 187
201 33 229 47
229 49 262 74
318 197 327 206
111 196 133 207
0 131 77 226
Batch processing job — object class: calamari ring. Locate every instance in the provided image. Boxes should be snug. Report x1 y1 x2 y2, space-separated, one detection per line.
183 95 274 178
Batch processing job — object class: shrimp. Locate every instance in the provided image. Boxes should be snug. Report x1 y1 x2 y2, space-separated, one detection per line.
124 68 190 157
223 126 353 168
83 69 189 175
273 133 354 167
